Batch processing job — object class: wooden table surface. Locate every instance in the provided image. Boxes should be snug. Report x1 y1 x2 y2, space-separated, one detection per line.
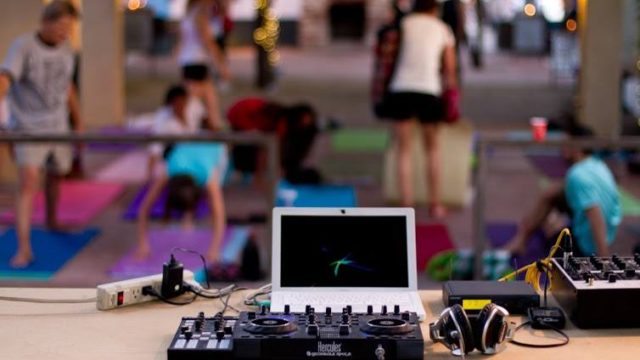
0 288 638 359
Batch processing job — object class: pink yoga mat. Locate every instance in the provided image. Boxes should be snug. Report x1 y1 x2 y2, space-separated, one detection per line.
0 181 124 226
416 223 455 271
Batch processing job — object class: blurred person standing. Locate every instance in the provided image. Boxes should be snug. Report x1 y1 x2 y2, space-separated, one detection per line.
176 0 230 130
385 0 458 219
0 1 81 268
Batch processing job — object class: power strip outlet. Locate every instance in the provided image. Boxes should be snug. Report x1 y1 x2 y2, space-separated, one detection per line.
96 270 194 310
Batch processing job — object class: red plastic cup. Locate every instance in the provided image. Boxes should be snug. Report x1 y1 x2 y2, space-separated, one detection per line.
530 117 548 142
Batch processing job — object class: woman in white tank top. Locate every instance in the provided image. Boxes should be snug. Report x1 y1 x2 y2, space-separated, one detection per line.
176 0 230 130
384 0 459 219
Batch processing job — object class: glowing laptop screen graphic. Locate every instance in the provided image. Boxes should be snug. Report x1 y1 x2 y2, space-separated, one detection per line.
280 215 409 288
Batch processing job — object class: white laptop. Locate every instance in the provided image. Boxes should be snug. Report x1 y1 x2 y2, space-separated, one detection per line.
270 207 426 320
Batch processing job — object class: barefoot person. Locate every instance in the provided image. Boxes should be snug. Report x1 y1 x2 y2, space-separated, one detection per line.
0 1 81 268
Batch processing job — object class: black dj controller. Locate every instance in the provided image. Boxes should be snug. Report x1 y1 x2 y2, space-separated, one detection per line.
550 254 640 328
167 305 424 360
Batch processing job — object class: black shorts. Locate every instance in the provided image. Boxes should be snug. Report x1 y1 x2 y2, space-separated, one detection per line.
384 92 445 123
182 64 210 81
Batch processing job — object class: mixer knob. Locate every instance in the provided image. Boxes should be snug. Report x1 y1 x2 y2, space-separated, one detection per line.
339 323 350 336
216 330 225 341
198 311 205 319
381 305 388 315
367 305 373 315
341 313 350 324
307 323 319 336
224 326 233 335
394 305 400 315
346 305 353 315
284 305 290 315
325 307 331 316
608 274 617 283
305 305 312 315
184 330 193 340
401 312 411 321
260 305 268 315
308 314 316 324
626 269 637 278
195 319 203 331
247 311 256 320
180 325 190 334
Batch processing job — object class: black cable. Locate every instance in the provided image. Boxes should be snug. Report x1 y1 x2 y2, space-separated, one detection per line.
142 287 196 306
171 247 211 289
509 321 570 348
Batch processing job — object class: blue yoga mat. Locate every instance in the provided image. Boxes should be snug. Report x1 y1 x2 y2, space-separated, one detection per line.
0 227 100 281
275 181 357 207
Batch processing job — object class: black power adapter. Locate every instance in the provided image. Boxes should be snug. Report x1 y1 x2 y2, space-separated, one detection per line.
161 255 186 298
527 307 566 329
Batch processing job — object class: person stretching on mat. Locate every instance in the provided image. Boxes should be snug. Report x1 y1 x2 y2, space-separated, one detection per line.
0 1 81 268
136 142 228 262
503 126 621 257
147 85 207 181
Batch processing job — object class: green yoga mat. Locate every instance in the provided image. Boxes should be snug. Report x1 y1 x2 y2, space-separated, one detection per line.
331 129 389 152
620 188 640 216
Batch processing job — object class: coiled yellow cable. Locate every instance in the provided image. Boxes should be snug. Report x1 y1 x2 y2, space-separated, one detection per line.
498 228 572 293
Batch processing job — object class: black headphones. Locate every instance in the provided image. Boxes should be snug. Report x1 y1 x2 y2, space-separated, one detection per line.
429 303 514 356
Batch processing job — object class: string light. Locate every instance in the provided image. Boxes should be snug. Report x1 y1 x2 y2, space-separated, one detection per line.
565 19 577 32
253 0 280 66
524 4 537 17
128 0 141 11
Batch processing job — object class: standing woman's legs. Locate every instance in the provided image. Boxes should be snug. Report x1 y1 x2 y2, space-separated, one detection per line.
422 123 445 218
184 80 223 130
393 120 415 207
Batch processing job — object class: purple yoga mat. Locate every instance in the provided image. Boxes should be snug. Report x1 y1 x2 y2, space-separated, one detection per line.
109 226 250 279
527 154 569 179
122 184 210 220
0 181 124 226
486 222 547 269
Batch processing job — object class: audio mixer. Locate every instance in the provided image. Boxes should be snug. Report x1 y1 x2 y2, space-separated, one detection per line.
167 305 424 359
550 254 640 328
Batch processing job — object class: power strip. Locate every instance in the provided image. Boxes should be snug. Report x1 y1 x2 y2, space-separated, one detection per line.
96 270 194 310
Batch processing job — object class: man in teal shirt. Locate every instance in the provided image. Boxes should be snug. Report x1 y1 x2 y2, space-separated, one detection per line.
505 131 620 256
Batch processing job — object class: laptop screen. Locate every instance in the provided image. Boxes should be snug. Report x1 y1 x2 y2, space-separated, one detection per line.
280 215 409 288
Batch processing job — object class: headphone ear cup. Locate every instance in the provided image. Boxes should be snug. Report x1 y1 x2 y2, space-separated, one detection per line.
476 303 508 354
450 304 475 354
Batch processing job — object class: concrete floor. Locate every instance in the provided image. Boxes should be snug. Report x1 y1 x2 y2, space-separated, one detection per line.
1 46 638 290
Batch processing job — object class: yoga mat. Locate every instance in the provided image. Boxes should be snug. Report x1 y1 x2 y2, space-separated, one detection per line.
526 154 569 179
93 151 153 184
0 181 124 226
275 181 357 207
331 129 389 152
620 188 640 217
109 226 250 279
122 183 210 220
416 223 455 271
0 227 99 281
486 222 547 269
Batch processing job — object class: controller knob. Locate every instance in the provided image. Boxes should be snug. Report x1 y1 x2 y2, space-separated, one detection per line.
402 311 411 321
339 324 350 336
367 305 373 315
307 324 319 336
305 305 312 315
341 313 350 324
247 311 256 320
381 305 388 315
346 305 353 315
394 305 400 315
284 304 290 315
216 330 225 341
325 307 331 316
608 274 617 283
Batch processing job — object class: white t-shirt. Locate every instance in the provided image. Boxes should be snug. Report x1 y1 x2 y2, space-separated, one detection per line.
148 97 206 156
390 14 455 96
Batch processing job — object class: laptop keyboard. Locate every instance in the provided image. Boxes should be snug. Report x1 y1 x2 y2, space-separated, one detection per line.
280 292 414 313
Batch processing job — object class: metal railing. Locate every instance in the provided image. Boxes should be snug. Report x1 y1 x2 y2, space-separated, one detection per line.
473 135 640 279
